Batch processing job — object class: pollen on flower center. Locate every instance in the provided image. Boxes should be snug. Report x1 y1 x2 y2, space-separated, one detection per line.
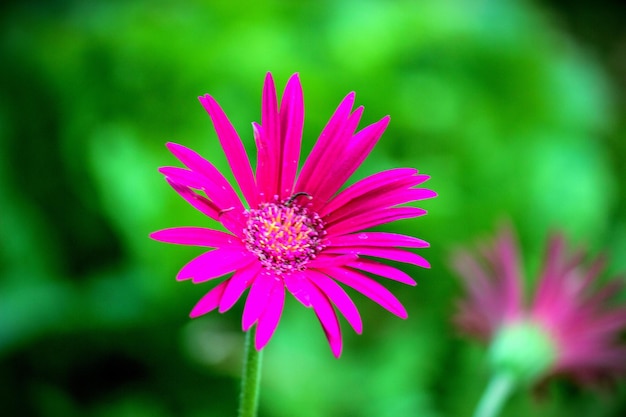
243 197 325 274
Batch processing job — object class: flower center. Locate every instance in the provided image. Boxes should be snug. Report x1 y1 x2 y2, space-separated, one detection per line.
243 196 325 274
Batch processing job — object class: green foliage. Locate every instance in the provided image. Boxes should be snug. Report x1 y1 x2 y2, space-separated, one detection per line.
1 0 624 416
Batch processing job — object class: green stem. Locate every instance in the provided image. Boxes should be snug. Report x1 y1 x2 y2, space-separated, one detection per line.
473 372 516 417
237 328 263 417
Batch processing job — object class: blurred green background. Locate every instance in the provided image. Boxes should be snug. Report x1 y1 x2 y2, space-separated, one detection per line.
1 0 625 416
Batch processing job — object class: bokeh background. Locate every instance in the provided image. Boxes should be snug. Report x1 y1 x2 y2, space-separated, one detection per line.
1 0 625 416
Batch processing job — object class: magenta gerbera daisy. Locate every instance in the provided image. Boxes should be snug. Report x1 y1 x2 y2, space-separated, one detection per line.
151 73 435 357
453 226 626 387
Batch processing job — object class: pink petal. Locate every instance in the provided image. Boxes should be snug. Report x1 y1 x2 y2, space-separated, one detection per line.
327 188 436 226
150 227 239 247
255 73 281 200
320 266 408 318
219 262 263 313
347 258 417 286
166 179 220 221
453 251 507 332
534 235 567 314
255 281 286 350
161 168 244 222
313 116 390 206
242 272 279 330
452 227 527 333
326 207 427 237
198 95 258 207
278 73 304 198
307 254 359 269
165 143 245 212
490 228 523 318
189 280 230 318
165 179 244 235
301 107 364 210
296 92 356 193
254 125 278 203
299 276 343 357
284 271 313 307
281 271 345 356
159 166 206 189
307 269 363 334
326 232 429 249
319 168 425 217
177 248 256 283
261 73 280 145
325 247 430 269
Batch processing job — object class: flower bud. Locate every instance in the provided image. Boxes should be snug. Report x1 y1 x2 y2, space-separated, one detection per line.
488 320 557 385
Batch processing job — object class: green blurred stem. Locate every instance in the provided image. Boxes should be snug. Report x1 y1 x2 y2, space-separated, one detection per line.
238 328 263 417
473 372 516 417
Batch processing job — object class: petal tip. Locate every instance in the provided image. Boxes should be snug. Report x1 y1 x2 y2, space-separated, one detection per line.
165 141 179 150
255 332 269 351
330 339 343 358
189 306 206 318
242 320 255 332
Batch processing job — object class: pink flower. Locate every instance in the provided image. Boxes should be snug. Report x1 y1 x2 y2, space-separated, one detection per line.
151 73 435 357
453 226 626 385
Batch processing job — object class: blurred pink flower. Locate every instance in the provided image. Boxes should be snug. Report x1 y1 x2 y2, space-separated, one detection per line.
151 73 435 357
453 226 626 385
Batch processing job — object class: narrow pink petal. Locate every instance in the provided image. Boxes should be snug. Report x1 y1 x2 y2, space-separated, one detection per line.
454 300 495 340
325 207 427 237
320 266 408 318
165 143 245 211
313 116 390 206
261 73 280 156
326 232 429 249
300 107 364 208
307 269 363 334
325 247 430 269
319 169 425 217
347 258 417 286
303 278 343 357
219 262 262 313
159 166 206 189
255 281 285 350
177 248 256 283
453 251 508 332
189 280 230 318
531 236 566 317
296 92 356 192
256 73 281 199
307 254 359 269
327 188 436 226
253 123 277 202
166 179 220 221
150 227 239 247
490 227 523 318
242 272 278 330
198 95 258 207
284 271 313 307
161 167 243 216
164 178 245 235
278 74 304 198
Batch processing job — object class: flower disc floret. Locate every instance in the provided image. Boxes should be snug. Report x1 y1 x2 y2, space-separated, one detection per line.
244 198 325 274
